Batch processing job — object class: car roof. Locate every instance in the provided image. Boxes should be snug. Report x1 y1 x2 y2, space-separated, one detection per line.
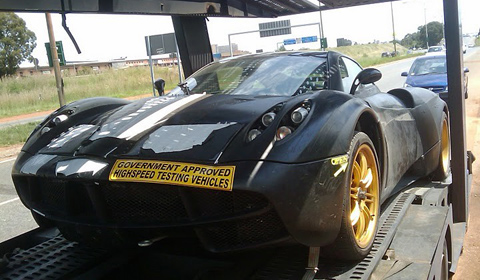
415 54 446 61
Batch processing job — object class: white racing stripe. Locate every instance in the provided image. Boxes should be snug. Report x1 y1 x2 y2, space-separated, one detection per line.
118 94 207 140
247 141 274 186
0 197 19 206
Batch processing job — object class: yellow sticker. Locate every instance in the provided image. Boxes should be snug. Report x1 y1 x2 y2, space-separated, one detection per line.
109 159 235 191
331 155 348 166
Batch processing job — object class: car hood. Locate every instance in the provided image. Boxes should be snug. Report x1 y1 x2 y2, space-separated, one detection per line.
406 73 447 88
38 94 292 163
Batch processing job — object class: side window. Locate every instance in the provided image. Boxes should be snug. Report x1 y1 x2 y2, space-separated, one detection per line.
339 57 362 93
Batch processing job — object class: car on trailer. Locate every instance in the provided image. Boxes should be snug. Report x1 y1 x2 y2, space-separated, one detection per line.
12 51 450 261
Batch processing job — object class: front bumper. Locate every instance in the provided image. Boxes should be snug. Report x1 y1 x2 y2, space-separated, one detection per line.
12 152 346 252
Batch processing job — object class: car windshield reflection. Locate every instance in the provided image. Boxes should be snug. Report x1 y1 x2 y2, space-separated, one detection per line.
168 54 328 97
409 56 447 76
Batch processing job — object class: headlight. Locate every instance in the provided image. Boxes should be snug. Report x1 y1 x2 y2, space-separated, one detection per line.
262 112 276 126
291 107 309 124
276 126 292 140
53 114 68 125
246 103 284 143
247 129 262 142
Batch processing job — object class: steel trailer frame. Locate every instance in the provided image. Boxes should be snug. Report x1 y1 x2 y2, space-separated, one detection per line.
0 0 472 279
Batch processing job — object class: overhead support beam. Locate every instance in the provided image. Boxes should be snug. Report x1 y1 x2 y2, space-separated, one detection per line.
0 0 318 17
443 0 467 223
318 0 399 10
172 16 213 78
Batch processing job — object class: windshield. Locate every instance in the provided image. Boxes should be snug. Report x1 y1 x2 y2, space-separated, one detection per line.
168 55 327 96
409 57 447 76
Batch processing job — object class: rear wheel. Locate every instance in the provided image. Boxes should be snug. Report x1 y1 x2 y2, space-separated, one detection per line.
323 132 380 260
433 113 450 181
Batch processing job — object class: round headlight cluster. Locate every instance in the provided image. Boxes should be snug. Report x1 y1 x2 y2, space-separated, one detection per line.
247 110 279 142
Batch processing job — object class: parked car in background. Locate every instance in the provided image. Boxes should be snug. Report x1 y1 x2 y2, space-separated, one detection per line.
427 46 445 54
381 51 399 57
402 54 469 99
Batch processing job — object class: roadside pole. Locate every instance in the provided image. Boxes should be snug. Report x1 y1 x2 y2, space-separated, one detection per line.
45 13 66 107
146 36 156 96
390 2 397 55
318 5 324 50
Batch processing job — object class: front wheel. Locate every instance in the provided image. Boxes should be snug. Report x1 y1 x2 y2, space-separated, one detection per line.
323 132 380 260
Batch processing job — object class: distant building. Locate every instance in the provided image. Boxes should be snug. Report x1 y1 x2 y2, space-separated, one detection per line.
15 57 178 77
211 43 249 58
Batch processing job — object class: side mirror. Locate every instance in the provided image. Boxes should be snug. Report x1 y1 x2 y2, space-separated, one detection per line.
401 72 408 77
464 67 470 73
350 68 382 95
154 78 166 95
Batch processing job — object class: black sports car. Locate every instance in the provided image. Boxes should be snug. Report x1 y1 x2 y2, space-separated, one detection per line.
12 51 450 260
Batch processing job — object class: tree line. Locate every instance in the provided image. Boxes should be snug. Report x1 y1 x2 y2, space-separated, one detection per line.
0 12 36 79
400 21 444 49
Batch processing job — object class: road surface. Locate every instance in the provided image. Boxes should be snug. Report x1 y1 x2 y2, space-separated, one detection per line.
0 157 36 242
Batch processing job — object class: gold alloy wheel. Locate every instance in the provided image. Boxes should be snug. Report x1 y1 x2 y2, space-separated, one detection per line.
440 118 450 175
349 143 379 248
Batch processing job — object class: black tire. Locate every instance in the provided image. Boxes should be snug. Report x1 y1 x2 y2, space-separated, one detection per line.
31 210 55 228
433 112 450 181
322 132 380 260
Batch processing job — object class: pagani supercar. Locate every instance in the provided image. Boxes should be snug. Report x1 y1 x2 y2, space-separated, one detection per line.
12 51 450 260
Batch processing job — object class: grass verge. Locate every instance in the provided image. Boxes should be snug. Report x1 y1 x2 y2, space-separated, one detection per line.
0 122 39 147
0 65 180 118
356 53 424 67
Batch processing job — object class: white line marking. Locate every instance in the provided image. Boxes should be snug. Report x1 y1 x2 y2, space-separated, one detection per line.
0 157 16 164
0 197 19 206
